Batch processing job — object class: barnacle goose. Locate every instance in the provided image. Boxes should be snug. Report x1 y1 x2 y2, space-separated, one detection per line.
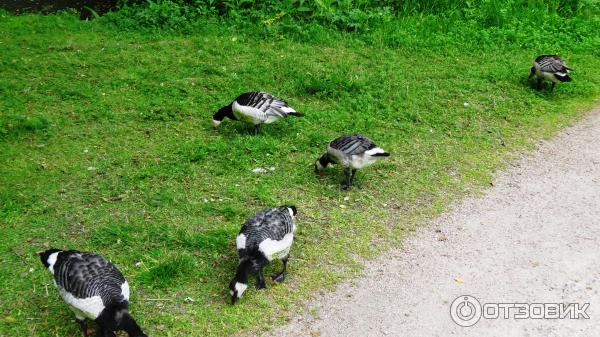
39 249 148 337
315 134 390 190
229 205 297 304
529 55 572 91
213 91 304 134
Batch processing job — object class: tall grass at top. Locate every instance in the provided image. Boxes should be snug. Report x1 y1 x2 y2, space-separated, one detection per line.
103 0 600 37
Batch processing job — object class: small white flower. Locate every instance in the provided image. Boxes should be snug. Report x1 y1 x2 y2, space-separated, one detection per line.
251 167 268 174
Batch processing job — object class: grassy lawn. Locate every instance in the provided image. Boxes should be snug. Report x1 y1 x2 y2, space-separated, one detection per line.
1 8 600 337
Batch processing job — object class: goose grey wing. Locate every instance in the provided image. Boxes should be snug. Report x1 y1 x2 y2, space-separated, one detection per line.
240 209 269 248
56 253 126 302
536 55 570 73
260 92 297 118
329 134 376 155
261 207 295 240
242 207 294 247
237 92 295 118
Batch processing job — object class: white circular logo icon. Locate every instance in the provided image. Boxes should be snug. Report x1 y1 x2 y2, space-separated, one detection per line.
450 295 482 327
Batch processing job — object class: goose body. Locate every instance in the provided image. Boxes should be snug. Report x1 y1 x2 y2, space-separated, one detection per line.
39 249 147 337
213 92 303 134
529 55 572 91
315 134 390 189
229 206 297 304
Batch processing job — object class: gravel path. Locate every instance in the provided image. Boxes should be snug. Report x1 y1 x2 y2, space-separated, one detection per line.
269 107 600 337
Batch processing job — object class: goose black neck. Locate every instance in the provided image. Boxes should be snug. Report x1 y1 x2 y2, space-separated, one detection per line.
318 153 331 169
214 104 236 121
234 258 253 284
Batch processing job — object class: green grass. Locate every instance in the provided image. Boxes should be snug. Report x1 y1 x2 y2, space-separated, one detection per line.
1 7 600 337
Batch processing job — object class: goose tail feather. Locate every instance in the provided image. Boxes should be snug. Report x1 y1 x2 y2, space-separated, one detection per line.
556 74 572 82
371 152 390 157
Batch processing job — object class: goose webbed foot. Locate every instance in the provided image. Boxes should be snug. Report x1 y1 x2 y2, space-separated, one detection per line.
256 275 267 289
76 318 93 337
272 256 288 282
271 272 286 283
253 124 262 135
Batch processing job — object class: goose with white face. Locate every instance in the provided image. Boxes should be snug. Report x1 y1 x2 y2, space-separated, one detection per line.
529 55 572 91
315 134 390 189
229 206 298 304
38 249 148 337
213 92 304 134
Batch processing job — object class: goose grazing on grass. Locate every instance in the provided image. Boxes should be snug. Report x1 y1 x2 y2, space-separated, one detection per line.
315 134 390 190
213 91 304 134
529 55 572 91
39 249 148 337
229 205 297 304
